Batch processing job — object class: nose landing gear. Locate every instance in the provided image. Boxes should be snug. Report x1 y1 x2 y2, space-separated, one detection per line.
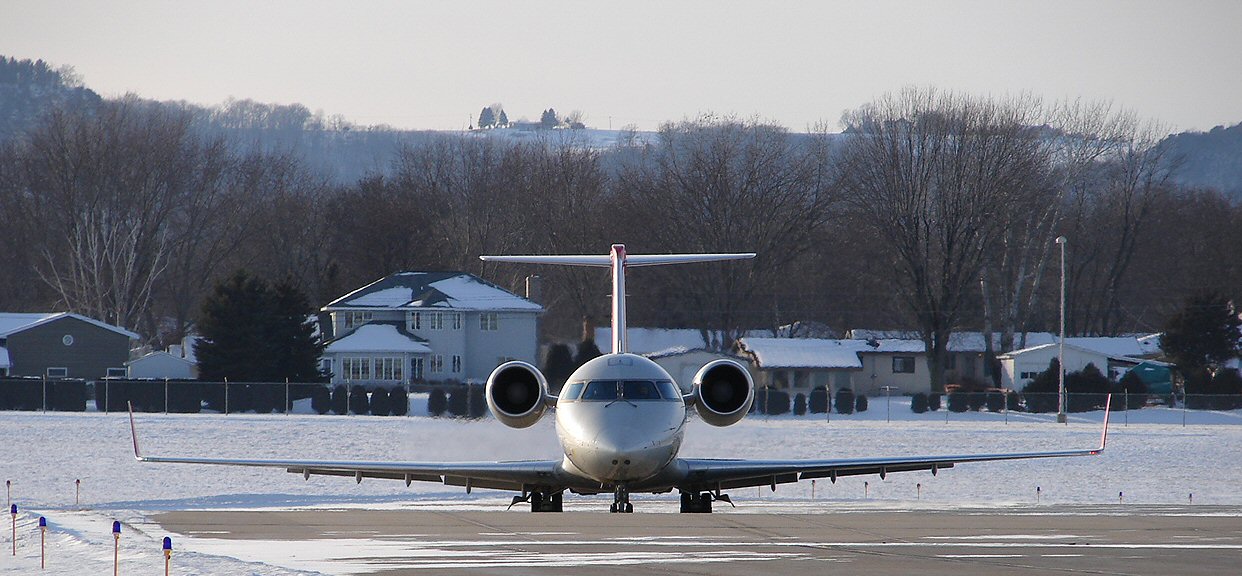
609 484 633 513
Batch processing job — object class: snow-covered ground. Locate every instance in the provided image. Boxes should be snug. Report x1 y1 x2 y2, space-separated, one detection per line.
3 397 1241 574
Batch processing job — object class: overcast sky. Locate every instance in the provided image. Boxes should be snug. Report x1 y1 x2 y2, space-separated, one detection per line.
2 0 1239 133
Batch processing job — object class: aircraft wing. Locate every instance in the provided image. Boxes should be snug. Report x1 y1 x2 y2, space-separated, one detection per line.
128 407 565 492
676 406 1110 492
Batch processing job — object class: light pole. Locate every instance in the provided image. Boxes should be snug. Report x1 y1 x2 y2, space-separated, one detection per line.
1056 236 1068 424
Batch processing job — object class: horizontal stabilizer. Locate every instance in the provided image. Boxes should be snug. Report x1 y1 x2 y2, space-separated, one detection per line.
480 253 755 267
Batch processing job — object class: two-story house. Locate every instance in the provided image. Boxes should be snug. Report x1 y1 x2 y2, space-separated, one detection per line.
320 272 542 387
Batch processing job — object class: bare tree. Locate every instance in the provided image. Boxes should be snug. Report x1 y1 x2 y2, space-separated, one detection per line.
615 116 838 349
837 88 1050 392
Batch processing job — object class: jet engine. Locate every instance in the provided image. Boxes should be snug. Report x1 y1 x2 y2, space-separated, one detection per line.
690 359 754 427
485 361 553 429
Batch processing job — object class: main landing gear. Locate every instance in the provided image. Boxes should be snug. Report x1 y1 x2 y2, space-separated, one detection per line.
680 490 732 513
509 490 563 512
610 484 633 513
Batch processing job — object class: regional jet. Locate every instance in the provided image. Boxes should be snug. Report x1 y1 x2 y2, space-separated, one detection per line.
129 244 1109 513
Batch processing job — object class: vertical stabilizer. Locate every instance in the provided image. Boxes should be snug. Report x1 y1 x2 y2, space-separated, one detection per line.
481 246 755 356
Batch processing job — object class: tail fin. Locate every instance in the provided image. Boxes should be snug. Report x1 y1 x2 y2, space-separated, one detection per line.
482 244 755 353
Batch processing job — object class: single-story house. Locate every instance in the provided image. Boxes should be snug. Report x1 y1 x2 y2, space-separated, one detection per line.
125 350 197 380
0 312 138 379
644 347 755 393
737 337 937 396
998 341 1173 390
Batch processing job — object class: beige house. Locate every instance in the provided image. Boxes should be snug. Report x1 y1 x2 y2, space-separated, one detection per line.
644 348 755 393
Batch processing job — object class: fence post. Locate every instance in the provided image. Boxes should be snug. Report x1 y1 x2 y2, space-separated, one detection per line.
285 378 290 415
164 378 169 414
224 377 229 415
104 380 110 414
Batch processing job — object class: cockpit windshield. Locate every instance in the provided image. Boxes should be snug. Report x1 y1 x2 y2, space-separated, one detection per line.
569 380 681 402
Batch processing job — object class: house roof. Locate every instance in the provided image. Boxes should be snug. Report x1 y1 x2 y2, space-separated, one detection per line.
0 346 9 368
847 329 1059 352
997 341 1172 367
324 272 542 312
738 338 876 369
325 322 432 354
0 312 140 340
594 327 772 355
125 350 195 368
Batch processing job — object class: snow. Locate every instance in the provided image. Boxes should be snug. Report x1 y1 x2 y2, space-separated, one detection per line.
2 402 1241 574
344 286 413 307
0 312 139 339
325 324 430 354
0 345 8 368
426 276 542 311
739 337 927 368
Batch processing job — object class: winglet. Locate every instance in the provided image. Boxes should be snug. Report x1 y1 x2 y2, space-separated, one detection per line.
128 402 144 461
1094 394 1112 454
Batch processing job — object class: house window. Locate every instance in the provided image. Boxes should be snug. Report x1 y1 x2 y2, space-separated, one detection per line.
342 357 371 380
451 355 462 373
431 355 444 373
345 311 373 329
373 357 404 381
106 367 127 379
480 312 499 331
410 312 421 331
892 356 915 374
411 357 424 380
320 358 333 375
46 367 68 378
429 312 445 330
1020 371 1041 381
452 313 462 330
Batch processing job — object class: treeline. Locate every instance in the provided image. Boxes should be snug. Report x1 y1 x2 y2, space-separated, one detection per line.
1 88 1240 390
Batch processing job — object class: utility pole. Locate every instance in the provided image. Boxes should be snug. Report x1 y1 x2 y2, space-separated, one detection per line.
1056 236 1068 424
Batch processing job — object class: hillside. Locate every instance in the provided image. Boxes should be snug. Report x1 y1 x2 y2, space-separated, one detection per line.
1162 123 1242 198
0 56 102 141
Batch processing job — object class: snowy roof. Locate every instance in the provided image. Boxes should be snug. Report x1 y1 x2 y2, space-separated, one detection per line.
124 350 194 368
595 327 771 355
324 272 542 312
0 346 9 368
847 329 1058 352
738 338 868 369
997 341 1172 367
1137 333 1162 356
0 312 139 339
325 323 432 354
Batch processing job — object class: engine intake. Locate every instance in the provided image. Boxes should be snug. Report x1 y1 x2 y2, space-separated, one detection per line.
691 359 754 427
485 361 552 428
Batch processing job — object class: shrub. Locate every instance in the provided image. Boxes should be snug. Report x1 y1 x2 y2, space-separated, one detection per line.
390 387 409 416
369 387 390 416
468 385 488 419
910 392 928 413
928 393 941 411
428 388 447 416
1005 391 1021 412
947 391 968 412
808 386 830 413
448 386 469 417
1066 363 1110 412
349 385 370 415
985 391 1005 412
967 391 986 412
331 385 348 414
835 388 855 415
311 386 331 414
1117 371 1148 410
762 388 790 415
855 394 868 413
793 393 807 416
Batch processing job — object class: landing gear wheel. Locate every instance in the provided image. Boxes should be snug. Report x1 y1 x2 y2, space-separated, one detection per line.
530 491 563 513
611 484 633 513
678 491 715 513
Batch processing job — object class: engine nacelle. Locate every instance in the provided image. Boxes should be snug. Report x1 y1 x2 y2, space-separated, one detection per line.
485 361 553 429
691 359 754 427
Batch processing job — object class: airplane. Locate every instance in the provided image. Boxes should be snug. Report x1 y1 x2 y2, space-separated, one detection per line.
129 243 1109 514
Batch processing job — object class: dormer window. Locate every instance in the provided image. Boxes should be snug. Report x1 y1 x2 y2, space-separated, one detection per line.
344 311 372 329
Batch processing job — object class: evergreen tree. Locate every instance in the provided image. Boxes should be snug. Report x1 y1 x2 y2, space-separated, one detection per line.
196 271 274 382
196 271 325 383
1021 358 1061 413
540 108 559 129
478 106 496 129
574 338 602 367
498 109 509 127
1160 293 1242 375
270 280 326 382
543 343 575 392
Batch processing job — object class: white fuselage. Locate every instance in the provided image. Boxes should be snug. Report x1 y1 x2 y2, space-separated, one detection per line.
553 353 687 485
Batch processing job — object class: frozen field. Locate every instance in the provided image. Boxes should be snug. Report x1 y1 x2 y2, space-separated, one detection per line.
3 399 1242 574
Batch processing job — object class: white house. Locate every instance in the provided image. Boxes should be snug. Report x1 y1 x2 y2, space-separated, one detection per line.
321 272 542 386
737 337 942 396
997 338 1171 390
125 351 197 380
644 348 755 393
